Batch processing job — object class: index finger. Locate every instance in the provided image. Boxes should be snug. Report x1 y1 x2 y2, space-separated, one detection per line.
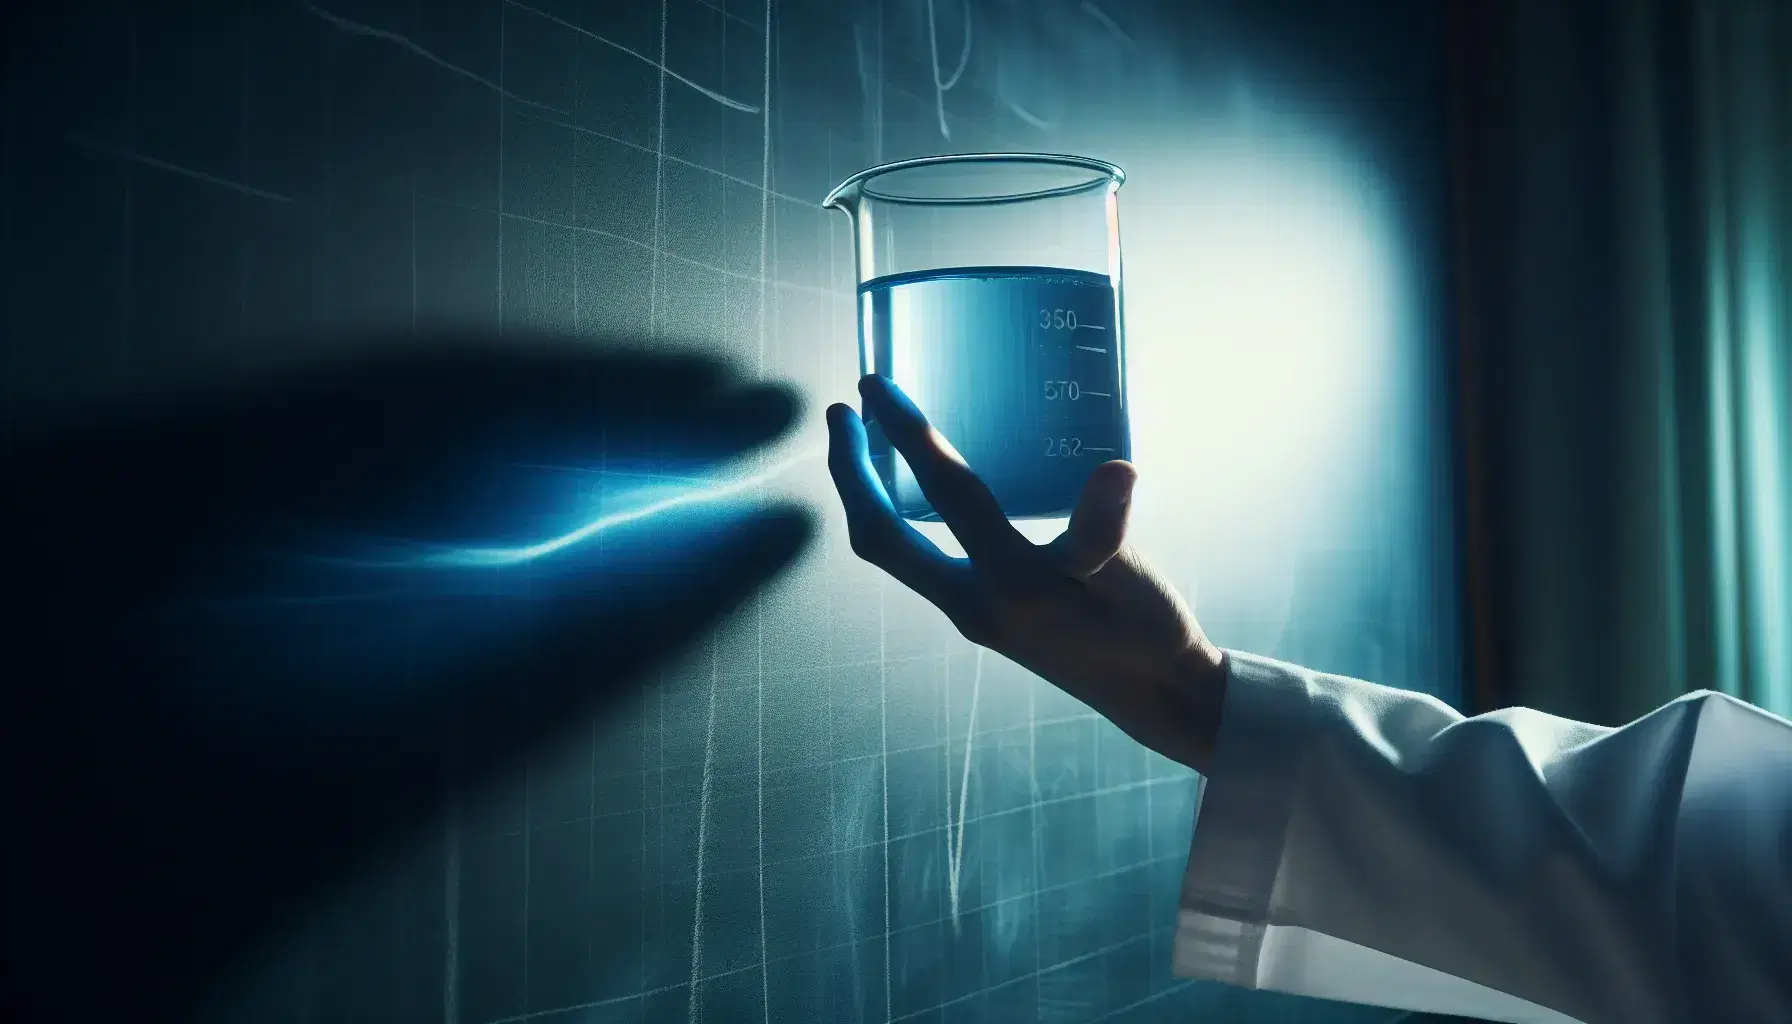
826 403 979 623
857 375 1030 568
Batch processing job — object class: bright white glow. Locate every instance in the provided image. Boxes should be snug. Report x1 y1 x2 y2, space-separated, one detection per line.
1127 140 1394 504
916 517 1065 559
1117 122 1408 657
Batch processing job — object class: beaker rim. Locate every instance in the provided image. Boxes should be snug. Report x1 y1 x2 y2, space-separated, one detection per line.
822 152 1124 209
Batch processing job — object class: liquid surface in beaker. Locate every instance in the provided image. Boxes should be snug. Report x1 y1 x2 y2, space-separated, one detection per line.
859 265 1128 520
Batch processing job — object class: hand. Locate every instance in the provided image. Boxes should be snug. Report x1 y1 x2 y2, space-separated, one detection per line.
4 333 814 1020
825 374 1228 774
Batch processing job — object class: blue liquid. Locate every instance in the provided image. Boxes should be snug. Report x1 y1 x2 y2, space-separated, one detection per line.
859 265 1129 521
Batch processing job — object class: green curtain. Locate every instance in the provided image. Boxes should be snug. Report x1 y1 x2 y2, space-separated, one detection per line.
1682 0 1792 717
1448 0 1789 724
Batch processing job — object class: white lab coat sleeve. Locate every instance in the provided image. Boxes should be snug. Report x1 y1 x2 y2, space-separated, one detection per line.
1172 650 1792 1024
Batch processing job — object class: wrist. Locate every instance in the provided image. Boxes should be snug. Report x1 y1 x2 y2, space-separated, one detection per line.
1162 641 1228 775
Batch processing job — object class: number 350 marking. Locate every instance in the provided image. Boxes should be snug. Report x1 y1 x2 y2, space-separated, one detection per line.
1039 308 1078 330
1045 437 1083 457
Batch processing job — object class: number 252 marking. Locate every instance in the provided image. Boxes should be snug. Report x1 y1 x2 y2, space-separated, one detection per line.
1045 437 1083 457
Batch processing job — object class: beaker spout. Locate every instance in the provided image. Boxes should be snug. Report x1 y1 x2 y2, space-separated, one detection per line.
820 178 859 216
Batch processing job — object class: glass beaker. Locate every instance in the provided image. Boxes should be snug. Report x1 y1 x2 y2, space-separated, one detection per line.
824 153 1131 522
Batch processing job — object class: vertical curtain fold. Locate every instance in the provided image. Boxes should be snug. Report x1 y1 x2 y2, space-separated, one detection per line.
1449 0 1790 722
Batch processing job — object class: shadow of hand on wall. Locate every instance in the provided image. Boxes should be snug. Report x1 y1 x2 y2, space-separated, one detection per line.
4 332 814 1021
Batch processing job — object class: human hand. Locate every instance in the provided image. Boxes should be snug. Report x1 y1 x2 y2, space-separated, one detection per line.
825 373 1227 774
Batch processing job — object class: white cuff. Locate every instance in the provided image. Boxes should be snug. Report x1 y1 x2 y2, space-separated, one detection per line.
1171 650 1315 986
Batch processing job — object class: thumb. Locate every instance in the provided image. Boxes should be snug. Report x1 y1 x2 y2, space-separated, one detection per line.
1052 460 1138 579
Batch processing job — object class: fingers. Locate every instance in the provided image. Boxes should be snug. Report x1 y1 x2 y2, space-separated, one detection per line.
856 375 1028 567
1049 460 1137 579
826 403 976 618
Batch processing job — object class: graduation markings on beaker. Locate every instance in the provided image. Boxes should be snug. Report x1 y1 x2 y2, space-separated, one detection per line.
1034 287 1122 459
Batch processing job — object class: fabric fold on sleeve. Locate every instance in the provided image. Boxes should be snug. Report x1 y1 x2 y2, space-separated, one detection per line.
1171 652 1595 1024
1170 649 1792 1024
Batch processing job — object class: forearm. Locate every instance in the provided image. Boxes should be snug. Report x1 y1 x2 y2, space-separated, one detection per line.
1045 637 1228 777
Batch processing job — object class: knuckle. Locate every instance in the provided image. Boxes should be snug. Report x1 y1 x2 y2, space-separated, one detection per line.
847 517 904 564
950 595 1004 648
846 526 884 562
953 613 997 648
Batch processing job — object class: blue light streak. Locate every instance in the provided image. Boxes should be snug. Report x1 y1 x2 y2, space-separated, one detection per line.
355 447 822 570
